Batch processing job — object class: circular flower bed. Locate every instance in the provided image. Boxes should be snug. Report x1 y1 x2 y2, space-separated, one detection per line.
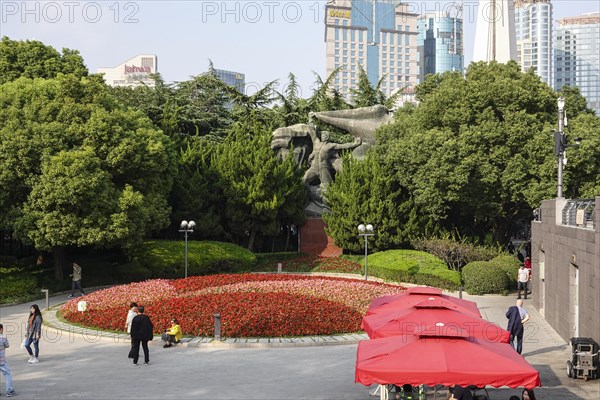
60 274 405 337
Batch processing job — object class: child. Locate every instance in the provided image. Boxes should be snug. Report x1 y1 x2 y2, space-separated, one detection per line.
0 323 16 397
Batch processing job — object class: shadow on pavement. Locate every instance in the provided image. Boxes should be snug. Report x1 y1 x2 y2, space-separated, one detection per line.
523 344 569 357
533 364 563 387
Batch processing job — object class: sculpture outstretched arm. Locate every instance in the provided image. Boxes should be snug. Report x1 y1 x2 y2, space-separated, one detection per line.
333 137 362 150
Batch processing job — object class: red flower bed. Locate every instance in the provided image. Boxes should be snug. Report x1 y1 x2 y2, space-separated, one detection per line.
60 274 405 337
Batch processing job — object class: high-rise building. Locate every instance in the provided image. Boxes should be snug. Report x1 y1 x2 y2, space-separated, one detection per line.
514 0 553 86
213 69 245 93
324 0 419 102
98 55 157 87
472 0 518 63
417 12 464 82
555 13 600 114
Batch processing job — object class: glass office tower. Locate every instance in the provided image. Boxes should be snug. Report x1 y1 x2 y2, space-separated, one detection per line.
417 12 464 82
325 0 419 102
213 69 245 93
555 13 600 114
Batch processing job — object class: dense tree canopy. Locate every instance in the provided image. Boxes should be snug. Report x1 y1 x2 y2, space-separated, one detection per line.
377 61 600 242
324 151 438 252
0 37 88 84
213 122 306 251
0 75 176 277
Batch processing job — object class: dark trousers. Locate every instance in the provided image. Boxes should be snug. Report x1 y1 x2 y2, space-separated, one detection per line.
71 280 85 296
517 281 528 299
510 329 524 354
131 338 149 364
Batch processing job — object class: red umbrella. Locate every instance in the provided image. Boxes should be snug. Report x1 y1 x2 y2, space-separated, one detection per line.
355 332 541 389
366 288 481 317
362 300 510 342
368 286 443 309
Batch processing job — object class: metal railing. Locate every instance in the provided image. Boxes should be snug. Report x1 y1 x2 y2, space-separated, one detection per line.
562 199 596 229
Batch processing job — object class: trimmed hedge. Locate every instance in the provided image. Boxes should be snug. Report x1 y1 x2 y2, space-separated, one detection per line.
461 253 521 295
366 250 461 290
134 240 256 278
491 255 521 290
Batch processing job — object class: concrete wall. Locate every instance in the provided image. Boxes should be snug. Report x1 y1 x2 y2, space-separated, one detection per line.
531 197 600 342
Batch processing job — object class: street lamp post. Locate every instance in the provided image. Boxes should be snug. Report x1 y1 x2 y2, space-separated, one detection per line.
358 224 374 280
556 96 566 198
179 220 195 278
554 96 581 199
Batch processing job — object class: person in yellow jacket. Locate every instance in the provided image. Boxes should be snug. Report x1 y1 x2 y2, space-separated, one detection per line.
161 318 182 348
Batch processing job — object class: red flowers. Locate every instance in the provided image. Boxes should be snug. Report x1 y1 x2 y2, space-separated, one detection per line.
60 274 405 337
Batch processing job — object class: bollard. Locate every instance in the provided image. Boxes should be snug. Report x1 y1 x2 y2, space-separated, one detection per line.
277 262 282 273
459 286 464 299
213 313 221 341
41 289 49 310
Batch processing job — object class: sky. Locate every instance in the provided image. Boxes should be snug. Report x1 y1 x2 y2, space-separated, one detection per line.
1 0 599 97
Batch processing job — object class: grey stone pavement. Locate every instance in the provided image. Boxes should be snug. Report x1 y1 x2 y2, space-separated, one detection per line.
0 289 598 400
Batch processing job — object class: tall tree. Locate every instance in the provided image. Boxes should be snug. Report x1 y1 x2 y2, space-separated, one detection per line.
0 37 88 84
377 61 600 243
0 75 175 278
274 73 311 127
323 151 437 252
167 136 227 240
213 124 305 251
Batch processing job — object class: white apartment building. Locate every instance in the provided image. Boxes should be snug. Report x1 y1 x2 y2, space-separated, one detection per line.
98 55 157 87
514 0 553 86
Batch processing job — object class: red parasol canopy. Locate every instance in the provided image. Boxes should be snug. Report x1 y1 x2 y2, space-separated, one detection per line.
355 333 541 389
366 288 481 318
362 300 510 342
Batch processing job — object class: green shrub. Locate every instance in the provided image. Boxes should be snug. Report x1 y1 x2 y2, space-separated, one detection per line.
462 261 511 295
491 254 521 290
134 240 256 278
0 269 39 304
411 236 502 271
115 262 152 282
367 250 461 290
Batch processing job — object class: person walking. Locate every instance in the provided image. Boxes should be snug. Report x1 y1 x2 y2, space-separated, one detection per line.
524 256 532 294
516 264 530 300
506 299 530 354
24 304 43 364
0 324 17 397
130 306 153 366
125 303 138 359
68 262 86 298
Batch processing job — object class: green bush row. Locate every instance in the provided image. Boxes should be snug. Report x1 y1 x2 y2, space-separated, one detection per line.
462 255 521 295
132 240 256 280
365 250 462 290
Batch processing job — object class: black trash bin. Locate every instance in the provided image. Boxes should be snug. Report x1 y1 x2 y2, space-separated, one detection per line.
567 337 599 380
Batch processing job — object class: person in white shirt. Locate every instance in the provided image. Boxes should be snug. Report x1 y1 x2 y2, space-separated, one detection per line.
517 265 530 300
125 302 138 359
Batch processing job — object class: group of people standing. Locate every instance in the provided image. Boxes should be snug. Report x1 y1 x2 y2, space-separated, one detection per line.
124 302 182 366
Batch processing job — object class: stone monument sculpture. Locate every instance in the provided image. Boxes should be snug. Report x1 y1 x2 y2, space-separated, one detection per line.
271 105 394 217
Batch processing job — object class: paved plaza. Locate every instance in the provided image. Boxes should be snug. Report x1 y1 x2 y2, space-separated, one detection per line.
0 290 598 400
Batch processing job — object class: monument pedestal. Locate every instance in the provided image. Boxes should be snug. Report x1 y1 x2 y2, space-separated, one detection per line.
299 218 342 257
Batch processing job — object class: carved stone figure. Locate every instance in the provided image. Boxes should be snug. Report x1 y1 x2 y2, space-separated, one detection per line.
271 105 393 216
